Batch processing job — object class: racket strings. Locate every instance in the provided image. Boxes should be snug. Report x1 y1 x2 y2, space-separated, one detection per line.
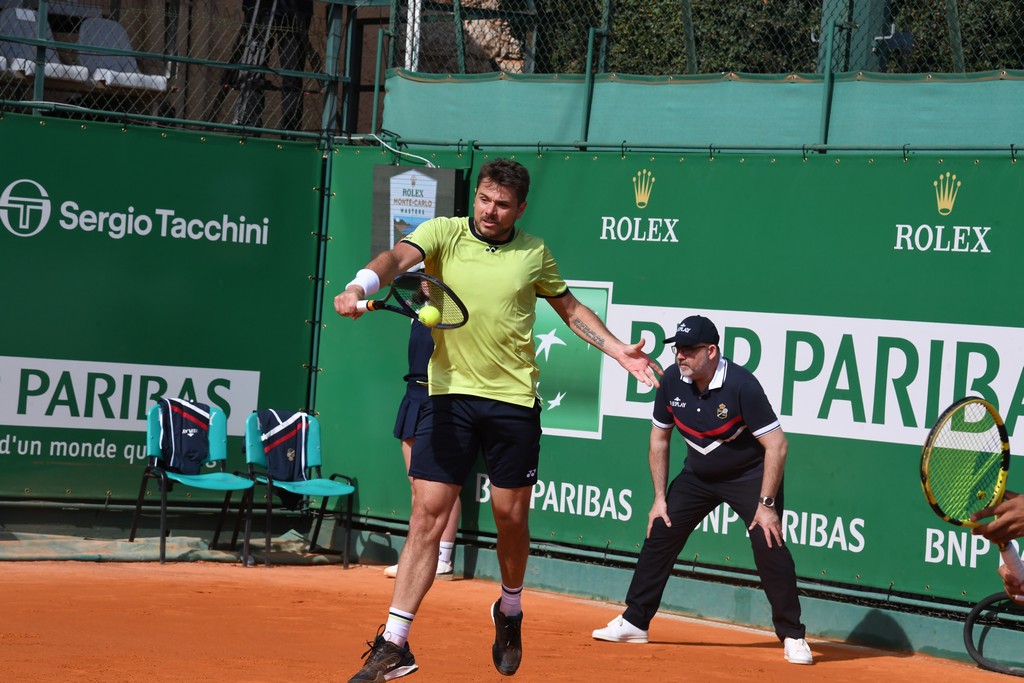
927 409 1004 521
393 277 467 327
423 282 466 326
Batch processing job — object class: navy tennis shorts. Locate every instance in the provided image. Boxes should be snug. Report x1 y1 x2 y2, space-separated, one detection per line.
409 394 541 489
393 383 428 441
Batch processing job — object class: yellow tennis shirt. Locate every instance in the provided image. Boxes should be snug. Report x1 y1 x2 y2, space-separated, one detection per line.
403 216 567 408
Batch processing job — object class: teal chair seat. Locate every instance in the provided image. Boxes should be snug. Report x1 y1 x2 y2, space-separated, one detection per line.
252 475 355 499
168 471 260 491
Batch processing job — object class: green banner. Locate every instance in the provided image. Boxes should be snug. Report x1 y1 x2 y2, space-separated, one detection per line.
0 114 322 501
319 148 1024 603
3 121 1019 604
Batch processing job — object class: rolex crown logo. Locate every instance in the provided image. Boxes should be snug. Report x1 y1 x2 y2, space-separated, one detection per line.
933 171 961 216
633 169 655 209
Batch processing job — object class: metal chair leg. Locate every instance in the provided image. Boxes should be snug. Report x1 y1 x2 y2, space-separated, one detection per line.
343 494 353 569
158 478 169 565
241 489 253 567
229 492 248 550
128 467 153 542
210 491 234 549
264 484 274 567
309 495 330 551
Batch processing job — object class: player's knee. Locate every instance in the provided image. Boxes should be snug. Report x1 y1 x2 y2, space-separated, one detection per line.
491 506 529 535
409 506 451 537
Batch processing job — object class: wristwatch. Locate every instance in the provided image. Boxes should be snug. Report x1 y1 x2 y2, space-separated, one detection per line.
758 496 776 508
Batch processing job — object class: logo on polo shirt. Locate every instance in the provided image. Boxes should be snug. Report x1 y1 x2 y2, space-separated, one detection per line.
717 403 729 419
670 397 686 408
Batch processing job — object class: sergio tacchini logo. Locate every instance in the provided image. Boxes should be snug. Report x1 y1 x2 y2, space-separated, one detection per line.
0 179 51 238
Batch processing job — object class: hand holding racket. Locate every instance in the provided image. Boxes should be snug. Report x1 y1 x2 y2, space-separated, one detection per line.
973 491 1024 600
921 397 1024 583
356 271 469 330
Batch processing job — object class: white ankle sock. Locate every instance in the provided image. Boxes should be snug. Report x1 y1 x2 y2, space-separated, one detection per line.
438 541 455 564
499 584 523 616
384 607 414 646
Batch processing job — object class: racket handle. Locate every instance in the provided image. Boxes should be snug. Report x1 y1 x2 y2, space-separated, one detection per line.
356 299 370 312
1000 543 1024 582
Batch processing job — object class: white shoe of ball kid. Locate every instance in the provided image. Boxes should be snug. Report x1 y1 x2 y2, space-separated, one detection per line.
591 615 648 643
383 560 454 579
783 637 814 665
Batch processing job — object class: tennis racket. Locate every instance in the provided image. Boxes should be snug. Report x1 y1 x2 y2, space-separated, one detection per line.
356 271 468 329
921 397 1024 582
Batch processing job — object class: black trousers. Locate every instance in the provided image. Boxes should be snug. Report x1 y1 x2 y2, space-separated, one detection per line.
621 468 805 641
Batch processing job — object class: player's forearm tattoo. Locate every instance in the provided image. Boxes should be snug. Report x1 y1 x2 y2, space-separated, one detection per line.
572 317 606 347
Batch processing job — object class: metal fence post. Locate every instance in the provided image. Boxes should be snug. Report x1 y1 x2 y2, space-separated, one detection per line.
945 0 965 74
322 1 344 137
597 0 612 73
372 28 393 135
680 0 698 75
581 26 604 146
31 0 50 112
819 21 836 147
453 0 466 74
405 0 422 70
388 0 400 68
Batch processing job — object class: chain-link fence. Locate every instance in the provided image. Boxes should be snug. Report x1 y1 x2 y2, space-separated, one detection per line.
0 0 335 136
2 1 1022 138
394 0 1024 76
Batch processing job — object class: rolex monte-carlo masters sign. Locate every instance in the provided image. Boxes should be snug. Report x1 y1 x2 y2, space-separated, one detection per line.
371 165 462 257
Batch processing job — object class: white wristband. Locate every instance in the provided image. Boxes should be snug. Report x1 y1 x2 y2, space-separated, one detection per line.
346 269 380 297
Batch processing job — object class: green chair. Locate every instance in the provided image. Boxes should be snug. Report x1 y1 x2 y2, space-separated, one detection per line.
129 401 254 564
244 410 355 568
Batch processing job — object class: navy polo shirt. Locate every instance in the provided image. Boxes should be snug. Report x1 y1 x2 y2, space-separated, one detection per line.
653 356 781 482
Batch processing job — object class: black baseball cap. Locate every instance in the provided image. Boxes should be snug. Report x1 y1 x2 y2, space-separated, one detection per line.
663 315 719 346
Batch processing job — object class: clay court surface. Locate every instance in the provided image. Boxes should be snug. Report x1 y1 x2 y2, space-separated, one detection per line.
0 561 1005 682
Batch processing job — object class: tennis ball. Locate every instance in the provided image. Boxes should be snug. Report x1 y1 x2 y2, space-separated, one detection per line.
418 305 441 327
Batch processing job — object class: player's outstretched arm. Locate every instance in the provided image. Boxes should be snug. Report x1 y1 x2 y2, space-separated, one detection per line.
547 292 663 387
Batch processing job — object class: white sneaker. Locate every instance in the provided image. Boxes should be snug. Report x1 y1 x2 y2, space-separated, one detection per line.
784 637 813 665
383 560 453 579
592 615 648 643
